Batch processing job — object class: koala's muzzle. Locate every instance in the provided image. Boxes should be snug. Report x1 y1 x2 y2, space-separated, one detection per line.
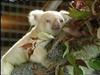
52 20 62 30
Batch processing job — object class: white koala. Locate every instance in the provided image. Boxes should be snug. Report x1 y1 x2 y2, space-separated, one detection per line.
1 10 70 75
29 10 69 66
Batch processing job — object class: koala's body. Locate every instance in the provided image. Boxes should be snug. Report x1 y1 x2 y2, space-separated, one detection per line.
1 10 70 75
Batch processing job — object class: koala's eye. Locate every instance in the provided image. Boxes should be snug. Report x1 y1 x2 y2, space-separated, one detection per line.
46 19 50 23
60 19 63 23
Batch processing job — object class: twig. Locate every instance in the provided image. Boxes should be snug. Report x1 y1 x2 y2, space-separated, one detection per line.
55 64 59 75
91 0 97 15
85 21 94 36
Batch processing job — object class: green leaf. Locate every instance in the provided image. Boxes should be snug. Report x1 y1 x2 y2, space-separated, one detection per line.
59 67 64 75
73 65 83 75
83 45 100 59
69 8 90 20
38 32 54 40
63 42 69 58
88 58 100 70
67 53 76 65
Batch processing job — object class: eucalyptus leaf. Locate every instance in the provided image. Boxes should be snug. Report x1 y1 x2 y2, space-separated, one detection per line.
73 65 83 75
69 8 90 20
83 45 100 59
37 32 54 40
67 53 76 65
59 67 64 75
63 42 69 58
88 58 100 70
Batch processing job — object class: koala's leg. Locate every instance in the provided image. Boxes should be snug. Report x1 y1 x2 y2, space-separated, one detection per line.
1 60 14 75
1 32 33 75
30 43 50 68
1 47 29 75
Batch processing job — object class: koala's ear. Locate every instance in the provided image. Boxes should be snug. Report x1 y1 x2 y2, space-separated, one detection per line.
28 10 44 26
60 10 72 23
60 10 69 15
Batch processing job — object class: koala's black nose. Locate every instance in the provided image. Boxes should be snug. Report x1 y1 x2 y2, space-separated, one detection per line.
52 21 61 30
53 25 60 30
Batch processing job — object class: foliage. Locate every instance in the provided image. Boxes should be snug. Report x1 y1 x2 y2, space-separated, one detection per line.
73 65 83 75
69 7 90 20
88 58 100 70
45 0 100 75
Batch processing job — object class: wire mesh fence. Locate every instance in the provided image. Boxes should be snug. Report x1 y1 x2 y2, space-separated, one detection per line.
1 0 46 47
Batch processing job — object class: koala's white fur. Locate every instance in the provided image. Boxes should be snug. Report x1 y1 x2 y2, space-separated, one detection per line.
28 10 44 26
60 10 72 23
1 10 70 75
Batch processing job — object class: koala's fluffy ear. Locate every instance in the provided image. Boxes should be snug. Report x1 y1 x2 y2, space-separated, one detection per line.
28 10 44 26
60 10 72 23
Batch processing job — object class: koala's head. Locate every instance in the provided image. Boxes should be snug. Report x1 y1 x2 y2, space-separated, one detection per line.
37 11 67 35
37 10 71 35
28 10 71 35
